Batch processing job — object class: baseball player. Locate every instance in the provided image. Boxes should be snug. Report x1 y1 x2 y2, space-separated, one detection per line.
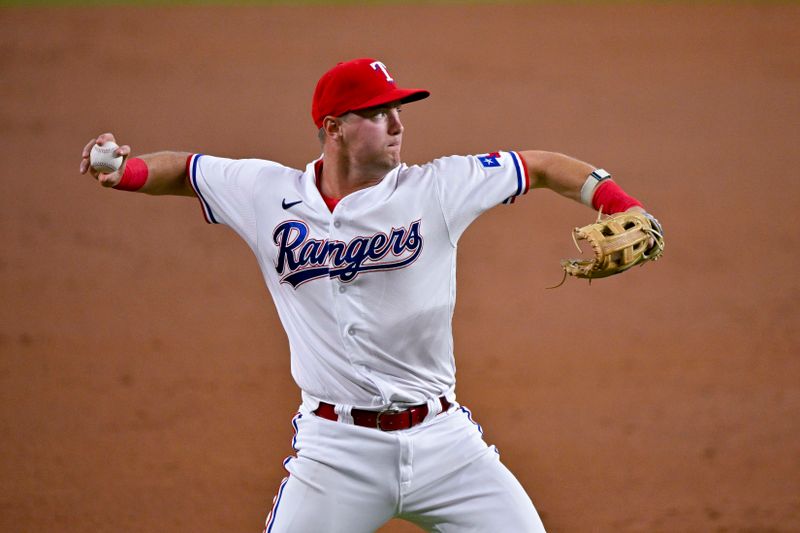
79 58 660 532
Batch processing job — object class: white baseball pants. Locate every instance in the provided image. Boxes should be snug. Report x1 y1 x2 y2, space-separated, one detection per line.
263 405 546 532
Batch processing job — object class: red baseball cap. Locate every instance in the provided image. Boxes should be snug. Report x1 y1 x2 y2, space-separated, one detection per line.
312 58 430 128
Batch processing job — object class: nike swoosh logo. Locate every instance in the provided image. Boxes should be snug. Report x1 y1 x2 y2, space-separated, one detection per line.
282 199 303 210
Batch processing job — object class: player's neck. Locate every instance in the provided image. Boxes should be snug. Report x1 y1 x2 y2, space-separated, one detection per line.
319 151 387 199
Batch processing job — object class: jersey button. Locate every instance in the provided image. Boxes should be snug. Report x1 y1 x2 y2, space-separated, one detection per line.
338 285 346 293
348 328 355 336
333 220 341 228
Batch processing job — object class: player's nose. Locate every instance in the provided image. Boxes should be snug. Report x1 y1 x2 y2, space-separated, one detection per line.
388 109 403 135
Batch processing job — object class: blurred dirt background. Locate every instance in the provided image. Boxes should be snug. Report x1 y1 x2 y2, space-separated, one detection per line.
1 3 799 532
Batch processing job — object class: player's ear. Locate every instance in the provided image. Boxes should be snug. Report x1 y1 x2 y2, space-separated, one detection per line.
322 116 342 140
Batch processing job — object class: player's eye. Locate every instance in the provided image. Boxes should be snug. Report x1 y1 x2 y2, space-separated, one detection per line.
378 106 401 119
359 105 400 121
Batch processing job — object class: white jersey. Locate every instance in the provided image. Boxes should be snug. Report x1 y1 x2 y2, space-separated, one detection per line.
188 151 529 410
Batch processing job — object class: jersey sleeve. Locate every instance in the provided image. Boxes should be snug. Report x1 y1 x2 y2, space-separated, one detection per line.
187 154 276 249
430 151 529 243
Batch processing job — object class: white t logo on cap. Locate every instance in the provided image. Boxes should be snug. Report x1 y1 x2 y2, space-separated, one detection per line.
370 61 394 82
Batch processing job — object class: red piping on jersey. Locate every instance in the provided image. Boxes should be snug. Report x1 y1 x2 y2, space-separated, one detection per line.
515 151 531 194
185 154 193 179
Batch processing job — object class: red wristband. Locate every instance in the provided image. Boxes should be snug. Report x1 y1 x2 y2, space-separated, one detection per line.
591 180 643 213
113 157 149 191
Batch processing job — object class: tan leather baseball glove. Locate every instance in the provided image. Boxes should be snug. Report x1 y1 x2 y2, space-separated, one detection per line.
553 211 664 286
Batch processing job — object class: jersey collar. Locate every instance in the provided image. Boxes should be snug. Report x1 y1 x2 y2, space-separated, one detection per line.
302 156 402 215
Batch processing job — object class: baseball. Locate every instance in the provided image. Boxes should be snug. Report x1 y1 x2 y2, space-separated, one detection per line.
90 141 123 174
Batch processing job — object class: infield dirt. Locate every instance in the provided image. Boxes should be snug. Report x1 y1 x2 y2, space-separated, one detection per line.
1 4 799 532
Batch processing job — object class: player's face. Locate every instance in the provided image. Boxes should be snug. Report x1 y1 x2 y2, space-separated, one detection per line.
340 102 404 171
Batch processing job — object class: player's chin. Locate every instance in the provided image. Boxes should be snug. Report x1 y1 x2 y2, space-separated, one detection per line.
386 144 402 162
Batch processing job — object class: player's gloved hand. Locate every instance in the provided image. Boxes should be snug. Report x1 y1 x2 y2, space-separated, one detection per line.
641 211 664 256
624 206 664 256
551 208 666 287
79 132 131 188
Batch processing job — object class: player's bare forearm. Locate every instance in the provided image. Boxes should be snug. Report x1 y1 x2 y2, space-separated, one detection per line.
520 150 594 203
137 151 195 196
521 150 650 217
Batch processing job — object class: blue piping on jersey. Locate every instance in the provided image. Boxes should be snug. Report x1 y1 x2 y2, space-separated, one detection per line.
190 154 219 224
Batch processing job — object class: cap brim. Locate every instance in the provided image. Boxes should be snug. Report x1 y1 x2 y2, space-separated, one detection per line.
349 88 430 114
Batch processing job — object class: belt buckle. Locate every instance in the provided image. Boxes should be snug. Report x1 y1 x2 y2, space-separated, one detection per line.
376 407 405 431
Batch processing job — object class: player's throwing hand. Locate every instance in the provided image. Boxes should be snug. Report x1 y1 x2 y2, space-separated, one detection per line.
79 133 131 188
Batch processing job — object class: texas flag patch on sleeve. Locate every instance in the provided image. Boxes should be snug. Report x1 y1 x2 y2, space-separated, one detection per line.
473 150 530 205
478 152 502 168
